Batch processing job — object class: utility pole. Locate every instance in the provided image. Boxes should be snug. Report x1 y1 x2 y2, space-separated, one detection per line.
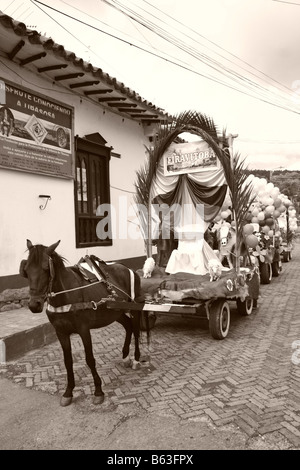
227 133 239 163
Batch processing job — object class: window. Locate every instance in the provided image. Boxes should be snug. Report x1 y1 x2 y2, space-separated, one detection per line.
75 135 112 247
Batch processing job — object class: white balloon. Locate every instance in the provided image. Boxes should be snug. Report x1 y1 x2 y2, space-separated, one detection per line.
271 187 280 198
258 178 268 187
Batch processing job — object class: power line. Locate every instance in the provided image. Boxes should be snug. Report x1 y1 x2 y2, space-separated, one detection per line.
272 0 300 5
58 0 196 71
109 0 297 105
102 0 300 111
238 138 300 143
142 0 295 97
29 0 300 115
40 0 296 111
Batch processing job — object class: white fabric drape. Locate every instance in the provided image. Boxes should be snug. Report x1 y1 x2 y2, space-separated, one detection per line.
151 156 226 200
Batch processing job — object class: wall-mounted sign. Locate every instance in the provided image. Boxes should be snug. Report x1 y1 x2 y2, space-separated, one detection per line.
163 140 219 176
0 78 74 179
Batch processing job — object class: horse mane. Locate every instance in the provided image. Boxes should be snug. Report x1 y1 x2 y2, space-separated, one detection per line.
27 244 67 270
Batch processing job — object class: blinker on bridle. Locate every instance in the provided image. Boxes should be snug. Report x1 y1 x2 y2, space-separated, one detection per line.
29 255 55 301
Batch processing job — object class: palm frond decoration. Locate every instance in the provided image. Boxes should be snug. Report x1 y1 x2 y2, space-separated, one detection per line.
227 153 255 271
134 110 253 268
134 110 225 205
134 110 225 256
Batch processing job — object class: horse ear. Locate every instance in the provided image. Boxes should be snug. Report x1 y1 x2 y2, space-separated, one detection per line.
46 240 61 255
19 259 28 278
27 239 33 250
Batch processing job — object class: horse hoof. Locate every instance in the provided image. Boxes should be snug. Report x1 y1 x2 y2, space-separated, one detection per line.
93 395 105 405
60 396 72 407
123 356 132 368
132 360 141 370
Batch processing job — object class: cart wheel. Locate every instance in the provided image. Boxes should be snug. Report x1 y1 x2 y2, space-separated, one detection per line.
236 297 253 316
140 311 157 331
271 261 280 277
209 299 230 340
260 262 272 284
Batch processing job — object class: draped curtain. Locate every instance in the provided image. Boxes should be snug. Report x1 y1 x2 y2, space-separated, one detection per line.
150 152 227 239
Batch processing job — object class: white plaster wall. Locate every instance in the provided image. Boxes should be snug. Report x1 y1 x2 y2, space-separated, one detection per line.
0 58 151 277
0 169 75 274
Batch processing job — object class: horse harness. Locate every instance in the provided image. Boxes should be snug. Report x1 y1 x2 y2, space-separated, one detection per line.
46 255 136 314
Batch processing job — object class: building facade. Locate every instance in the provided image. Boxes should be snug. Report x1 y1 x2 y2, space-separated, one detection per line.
0 11 169 291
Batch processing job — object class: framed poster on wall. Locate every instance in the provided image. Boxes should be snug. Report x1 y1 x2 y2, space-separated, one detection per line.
0 78 74 179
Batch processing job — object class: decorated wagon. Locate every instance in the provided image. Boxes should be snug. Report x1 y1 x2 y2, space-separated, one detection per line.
107 111 260 340
239 175 297 283
278 202 296 263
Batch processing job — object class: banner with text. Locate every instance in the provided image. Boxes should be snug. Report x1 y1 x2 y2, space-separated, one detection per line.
163 140 219 176
0 78 74 178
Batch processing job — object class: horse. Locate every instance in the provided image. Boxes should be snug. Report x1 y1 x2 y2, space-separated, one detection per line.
19 239 147 407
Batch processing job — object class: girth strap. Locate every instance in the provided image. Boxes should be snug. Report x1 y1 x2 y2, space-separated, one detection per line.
129 268 135 301
46 301 96 313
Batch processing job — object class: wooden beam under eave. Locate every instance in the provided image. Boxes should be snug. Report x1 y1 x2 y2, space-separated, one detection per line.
70 80 100 89
19 52 47 65
38 64 68 73
84 89 113 96
8 40 25 60
125 110 147 115
140 119 161 123
55 72 84 81
98 97 127 102
107 102 137 108
135 114 159 118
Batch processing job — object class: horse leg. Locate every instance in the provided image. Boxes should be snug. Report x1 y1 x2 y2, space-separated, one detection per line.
56 330 75 407
117 313 133 367
131 312 141 369
79 328 104 405
117 312 140 369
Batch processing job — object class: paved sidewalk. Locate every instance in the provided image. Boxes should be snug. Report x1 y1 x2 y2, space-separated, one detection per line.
1 241 300 450
0 307 56 363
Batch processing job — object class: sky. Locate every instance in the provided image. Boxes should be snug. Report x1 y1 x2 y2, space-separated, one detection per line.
2 0 300 171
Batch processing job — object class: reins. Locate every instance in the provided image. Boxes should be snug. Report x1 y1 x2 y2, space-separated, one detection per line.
48 280 103 298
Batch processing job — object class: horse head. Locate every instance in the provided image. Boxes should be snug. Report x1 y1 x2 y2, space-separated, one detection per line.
20 239 60 313
218 222 233 247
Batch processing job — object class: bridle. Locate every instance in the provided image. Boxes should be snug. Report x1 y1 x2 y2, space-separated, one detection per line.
26 255 55 305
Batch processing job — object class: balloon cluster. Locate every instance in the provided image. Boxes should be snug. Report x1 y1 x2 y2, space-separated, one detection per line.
213 175 299 250
287 206 299 233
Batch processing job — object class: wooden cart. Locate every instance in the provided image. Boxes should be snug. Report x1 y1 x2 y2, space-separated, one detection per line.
106 265 260 340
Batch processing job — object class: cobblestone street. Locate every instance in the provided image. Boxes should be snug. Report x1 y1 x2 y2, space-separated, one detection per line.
1 243 300 450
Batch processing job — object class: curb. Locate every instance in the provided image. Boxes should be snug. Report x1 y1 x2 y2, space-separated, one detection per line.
0 322 56 363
